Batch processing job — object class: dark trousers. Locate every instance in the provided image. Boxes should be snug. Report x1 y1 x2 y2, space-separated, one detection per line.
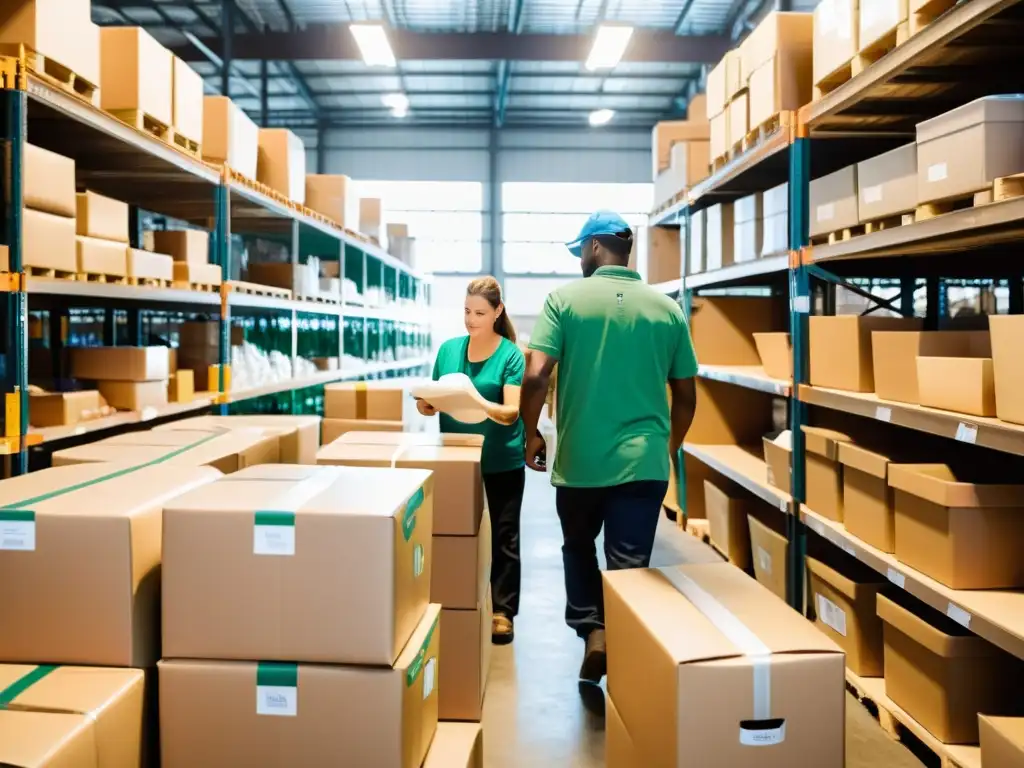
483 467 526 618
555 480 668 638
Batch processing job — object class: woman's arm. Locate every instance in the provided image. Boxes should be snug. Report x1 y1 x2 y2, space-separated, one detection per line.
485 385 520 425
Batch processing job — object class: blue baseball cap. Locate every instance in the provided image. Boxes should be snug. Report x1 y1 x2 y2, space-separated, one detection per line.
565 210 632 258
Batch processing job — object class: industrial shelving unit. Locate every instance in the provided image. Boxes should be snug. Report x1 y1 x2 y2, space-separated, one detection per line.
0 58 431 474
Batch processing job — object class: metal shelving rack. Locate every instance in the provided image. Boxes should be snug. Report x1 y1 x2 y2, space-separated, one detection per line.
653 0 1024 667
1 58 431 474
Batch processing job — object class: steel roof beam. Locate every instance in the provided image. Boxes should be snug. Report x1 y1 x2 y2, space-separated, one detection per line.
494 0 525 128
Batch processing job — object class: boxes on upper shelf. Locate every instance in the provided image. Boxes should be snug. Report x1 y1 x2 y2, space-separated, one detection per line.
173 261 222 286
762 181 789 255
916 95 1024 205
651 120 711 178
203 95 259 179
704 203 735 271
25 143 76 217
646 226 681 284
710 110 729 161
748 512 789 600
76 191 129 243
733 192 763 263
99 26 173 126
857 143 917 223
807 556 885 677
127 247 174 281
703 479 753 569
424 723 484 768
813 0 858 87
0 0 100 90
705 51 736 118
745 12 814 130
152 229 209 265
980 716 1024 767
728 93 748 148
432 514 491 611
802 426 853 523
361 197 384 240
687 94 707 122
257 128 306 203
839 442 898 553
306 174 359 228
654 140 711 208
809 315 923 392
70 346 170 381
24 207 76 273
156 415 322 464
810 165 858 238
860 0 909 52
990 315 1024 424
872 329 991 404
171 55 204 143
77 236 127 278
753 332 792 380
917 355 996 417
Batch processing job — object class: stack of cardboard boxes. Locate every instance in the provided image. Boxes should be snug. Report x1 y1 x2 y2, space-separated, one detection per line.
21 143 77 275
69 346 173 412
650 96 711 210
322 380 426 443
76 190 129 280
203 94 260 179
258 128 307 203
152 228 221 288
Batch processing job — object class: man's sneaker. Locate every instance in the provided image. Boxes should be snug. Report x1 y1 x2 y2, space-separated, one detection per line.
492 613 514 645
579 628 607 683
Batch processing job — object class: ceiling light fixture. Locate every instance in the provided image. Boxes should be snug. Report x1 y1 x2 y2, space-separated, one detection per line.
351 24 397 68
586 25 634 71
589 109 615 126
382 93 410 118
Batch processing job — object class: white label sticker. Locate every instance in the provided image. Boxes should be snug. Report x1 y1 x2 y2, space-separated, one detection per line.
862 184 883 204
0 521 35 551
927 162 948 182
816 203 835 222
887 568 906 588
423 657 436 700
875 406 892 423
740 722 786 746
757 546 772 574
947 603 972 629
779 498 789 513
955 422 978 444
254 525 296 556
816 594 848 637
791 295 810 314
256 685 297 717
413 543 425 577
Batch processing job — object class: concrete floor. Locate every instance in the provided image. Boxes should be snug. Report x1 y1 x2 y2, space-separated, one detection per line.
480 471 925 767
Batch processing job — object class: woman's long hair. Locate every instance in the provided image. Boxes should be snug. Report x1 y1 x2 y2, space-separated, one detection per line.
467 276 517 344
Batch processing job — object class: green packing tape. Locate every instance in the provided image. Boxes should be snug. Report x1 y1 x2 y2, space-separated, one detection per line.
257 662 298 689
401 487 425 542
254 511 296 528
405 615 438 688
0 665 59 709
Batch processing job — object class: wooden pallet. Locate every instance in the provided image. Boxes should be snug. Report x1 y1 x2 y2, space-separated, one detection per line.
0 43 99 106
170 130 201 160
685 518 711 544
810 224 867 246
78 271 128 284
813 22 910 100
172 280 218 293
863 212 916 234
126 276 171 288
742 111 791 152
227 280 293 299
910 0 956 34
846 670 980 768
297 293 342 305
916 172 1024 221
109 109 173 143
26 265 77 280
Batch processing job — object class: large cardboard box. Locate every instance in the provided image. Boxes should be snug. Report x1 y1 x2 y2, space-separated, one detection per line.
917 96 1024 204
733 192 762 263
980 716 1024 767
0 463 218 666
322 417 405 444
159 604 441 768
749 513 789 600
96 379 168 411
151 229 209 265
258 128 306 203
813 0 858 85
0 0 99 88
76 191 128 243
29 390 102 428
878 593 1022 744
606 695 641 768
77 236 127 278
424 723 483 768
807 556 884 676
70 346 169 382
741 12 814 84
24 207 76 272
0 664 145 768
753 332 791 380
872 330 990 404
705 203 735 272
748 51 813 131
171 55 203 142
126 247 173 281
691 296 781 366
156 414 322 464
703 479 753 569
651 120 712 177
324 380 408 420
318 433 484 536
306 174 359 228
728 93 748 147
802 426 853 523
203 95 259 179
604 563 844 767
809 315 923 392
647 225 682 284
25 143 76 217
839 442 897 552
688 208 706 275
860 0 909 51
810 165 858 237
889 463 1024 589
162 465 433 665
857 143 917 222
433 514 491 610
917 356 996 417
990 315 1024 425
99 26 173 126
710 110 730 161
439 595 491 722
762 181 789 255
706 53 734 118
688 93 707 122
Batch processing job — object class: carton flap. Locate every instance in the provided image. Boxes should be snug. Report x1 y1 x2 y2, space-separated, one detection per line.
395 604 442 671
0 665 143 718
801 426 853 460
837 442 890 478
888 464 1024 508
876 594 994 658
0 710 96 768
979 715 1024 753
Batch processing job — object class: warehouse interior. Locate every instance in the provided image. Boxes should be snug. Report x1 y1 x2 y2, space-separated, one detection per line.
3 0 1024 766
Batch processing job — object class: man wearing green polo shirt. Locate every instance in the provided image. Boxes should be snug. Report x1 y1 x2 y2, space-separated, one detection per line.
521 210 698 694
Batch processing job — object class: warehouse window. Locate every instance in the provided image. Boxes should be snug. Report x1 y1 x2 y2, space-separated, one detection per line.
502 182 654 275
354 181 484 273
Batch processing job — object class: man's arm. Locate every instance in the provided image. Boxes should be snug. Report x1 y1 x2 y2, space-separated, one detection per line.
668 377 697 456
522 351 557 471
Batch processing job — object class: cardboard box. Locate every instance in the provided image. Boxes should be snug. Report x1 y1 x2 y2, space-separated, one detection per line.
809 315 923 392
654 141 711 207
813 0 858 85
171 55 203 141
763 181 789 255
439 597 491 722
990 315 1024 425
749 513 789 600
753 332 791 380
732 192 762 263
807 556 884 677
173 261 222 286
162 465 433 665
76 235 127 278
687 378 775 447
741 11 815 83
99 26 173 126
306 174 359 228
604 563 844 767
748 51 813 130
703 480 753 569
647 225 682 284
29 390 102 428
839 442 897 552
606 695 641 768
360 197 384 240
687 93 707 121
322 417 405 444
889 463 1024 589
872 330 990 404
159 604 441 768
860 0 908 51
424 723 483 768
126 247 173 281
802 426 853 523
857 143 917 222
151 229 209 265
763 433 792 492
433 514 491 610
688 208 706 275
917 356 996 417
0 0 99 88
257 128 306 203
810 165 858 237
0 664 145 768
156 414 322 464
324 380 408 421
705 203 735 271
71 346 169 382
0 463 218 665
728 93 748 147
24 207 76 272
706 53 733 118
917 96 1024 204
25 143 76 217
202 95 259 179
651 120 712 177
710 110 729 161
318 433 484 537
247 261 317 294
980 716 1024 768
76 191 128 243
878 593 1022 744
168 370 194 403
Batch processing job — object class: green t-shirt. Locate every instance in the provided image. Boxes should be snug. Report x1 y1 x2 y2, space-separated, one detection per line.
529 265 698 488
432 336 526 474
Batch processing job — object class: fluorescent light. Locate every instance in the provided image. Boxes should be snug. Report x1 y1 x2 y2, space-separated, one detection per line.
589 109 615 126
382 93 410 118
586 25 634 71
350 24 397 67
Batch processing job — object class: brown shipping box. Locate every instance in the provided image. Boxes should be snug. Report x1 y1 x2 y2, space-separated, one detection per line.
705 203 735 272
159 604 441 768
162 465 432 665
24 208 76 273
322 417 405 444
705 53 732 119
703 479 753 570
651 120 711 178
29 390 103 428
151 229 209 265
77 236 128 278
258 128 307 203
433 513 491 610
324 380 408 420
857 143 917 223
690 296 781 365
917 356 996 417
878 593 1023 744
647 226 681 284
813 0 858 85
753 332 792 380
747 48 813 131
203 95 259 179
807 556 885 677
126 247 173 282
802 426 853 523
860 0 908 51
839 442 897 553
0 0 99 89
76 192 128 243
889 463 1024 589
980 716 1024 768
872 330 990 404
606 695 642 768
24 143 76 217
990 315 1024 425
306 174 360 228
809 315 923 392
0 665 145 768
749 513 789 600
439 591 491 722
763 181 789 255
0 463 218 666
156 414 322 464
423 723 483 768
605 564 844 767
71 346 169 382
99 26 173 126
741 12 814 82
318 432 484 536
171 55 203 142
809 165 858 238
173 261 222 286
52 428 279 473
97 380 168 411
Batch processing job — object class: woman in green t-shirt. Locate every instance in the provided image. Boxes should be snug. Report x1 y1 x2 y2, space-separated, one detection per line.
416 276 526 645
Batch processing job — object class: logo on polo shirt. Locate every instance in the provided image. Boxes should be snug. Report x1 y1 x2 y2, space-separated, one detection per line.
616 293 624 305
